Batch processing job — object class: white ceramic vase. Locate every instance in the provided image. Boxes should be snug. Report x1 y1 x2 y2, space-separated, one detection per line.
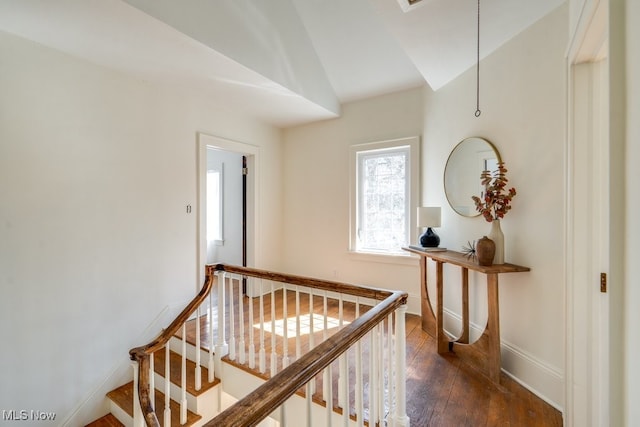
488 219 505 264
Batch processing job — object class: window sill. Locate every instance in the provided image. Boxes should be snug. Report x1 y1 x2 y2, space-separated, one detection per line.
347 250 419 266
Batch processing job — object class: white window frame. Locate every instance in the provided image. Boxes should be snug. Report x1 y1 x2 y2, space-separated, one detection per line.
349 136 420 258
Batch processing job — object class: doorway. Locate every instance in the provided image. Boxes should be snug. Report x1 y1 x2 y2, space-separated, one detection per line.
197 133 259 289
565 1 610 424
205 147 244 266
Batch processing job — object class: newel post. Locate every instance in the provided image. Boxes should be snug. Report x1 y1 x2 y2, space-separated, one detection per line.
131 362 144 427
393 304 410 427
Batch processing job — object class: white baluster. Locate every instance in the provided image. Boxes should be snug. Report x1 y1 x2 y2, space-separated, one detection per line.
249 277 256 369
309 290 315 351
377 322 384 424
295 286 301 360
338 294 345 408
387 313 394 419
229 277 236 361
326 363 333 427
323 366 330 405
306 382 313 427
270 281 278 375
208 278 215 383
340 351 349 427
355 298 364 427
180 323 187 425
369 327 377 427
238 276 246 364
322 291 329 399
149 352 155 410
393 305 410 427
131 362 144 427
281 402 287 427
195 305 202 391
309 290 316 395
323 291 328 342
282 285 289 369
164 344 171 427
215 272 228 361
355 343 363 427
259 279 266 373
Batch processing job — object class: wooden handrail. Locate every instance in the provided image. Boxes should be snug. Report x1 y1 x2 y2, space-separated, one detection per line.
129 265 217 427
130 265 216 360
204 290 407 426
128 264 408 427
211 263 396 301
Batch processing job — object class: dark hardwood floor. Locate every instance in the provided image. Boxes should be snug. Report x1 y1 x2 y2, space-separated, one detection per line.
402 313 562 426
180 286 563 426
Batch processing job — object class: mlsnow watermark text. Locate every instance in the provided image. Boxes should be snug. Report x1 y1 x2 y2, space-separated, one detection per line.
2 410 56 422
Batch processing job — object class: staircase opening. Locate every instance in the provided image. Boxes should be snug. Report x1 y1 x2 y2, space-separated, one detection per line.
119 264 409 427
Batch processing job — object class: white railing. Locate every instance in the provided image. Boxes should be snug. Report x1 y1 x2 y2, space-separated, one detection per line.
129 264 409 427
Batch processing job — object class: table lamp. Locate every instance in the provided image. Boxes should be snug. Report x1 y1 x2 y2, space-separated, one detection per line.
417 207 441 247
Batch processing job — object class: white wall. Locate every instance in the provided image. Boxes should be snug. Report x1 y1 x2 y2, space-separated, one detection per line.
282 88 424 312
0 30 282 425
281 4 568 409
421 4 568 408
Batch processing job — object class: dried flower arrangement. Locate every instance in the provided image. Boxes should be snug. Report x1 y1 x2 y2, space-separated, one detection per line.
471 162 517 222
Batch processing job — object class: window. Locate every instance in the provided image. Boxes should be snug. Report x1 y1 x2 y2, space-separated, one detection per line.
350 137 419 255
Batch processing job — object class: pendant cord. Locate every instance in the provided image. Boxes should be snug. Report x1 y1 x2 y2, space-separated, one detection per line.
475 0 481 117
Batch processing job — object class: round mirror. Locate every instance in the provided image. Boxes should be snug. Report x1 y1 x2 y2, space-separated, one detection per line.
444 137 501 217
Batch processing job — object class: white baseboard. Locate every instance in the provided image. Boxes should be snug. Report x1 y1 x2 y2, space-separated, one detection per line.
442 308 564 412
501 344 564 412
405 293 420 315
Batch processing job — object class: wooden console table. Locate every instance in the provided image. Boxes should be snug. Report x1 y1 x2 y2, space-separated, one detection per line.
403 247 530 383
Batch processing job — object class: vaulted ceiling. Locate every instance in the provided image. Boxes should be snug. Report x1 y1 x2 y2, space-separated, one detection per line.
0 0 564 127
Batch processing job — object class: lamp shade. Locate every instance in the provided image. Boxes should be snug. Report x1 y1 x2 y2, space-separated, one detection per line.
417 207 441 228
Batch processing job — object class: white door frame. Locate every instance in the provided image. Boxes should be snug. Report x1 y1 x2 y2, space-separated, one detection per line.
565 1 609 425
197 132 260 289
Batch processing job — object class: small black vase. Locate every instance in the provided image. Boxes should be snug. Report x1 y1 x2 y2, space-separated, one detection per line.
419 227 440 247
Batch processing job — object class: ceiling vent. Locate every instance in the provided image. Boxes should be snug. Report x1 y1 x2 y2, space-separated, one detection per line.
396 0 430 13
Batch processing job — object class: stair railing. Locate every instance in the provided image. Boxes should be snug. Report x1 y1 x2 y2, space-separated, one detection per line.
129 264 410 427
129 265 217 427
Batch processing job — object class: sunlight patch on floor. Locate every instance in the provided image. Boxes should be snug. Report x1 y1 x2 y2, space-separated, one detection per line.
254 314 350 337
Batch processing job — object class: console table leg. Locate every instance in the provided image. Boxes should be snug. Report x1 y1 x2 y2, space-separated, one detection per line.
487 273 501 383
436 261 449 353
420 256 436 336
460 268 470 344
